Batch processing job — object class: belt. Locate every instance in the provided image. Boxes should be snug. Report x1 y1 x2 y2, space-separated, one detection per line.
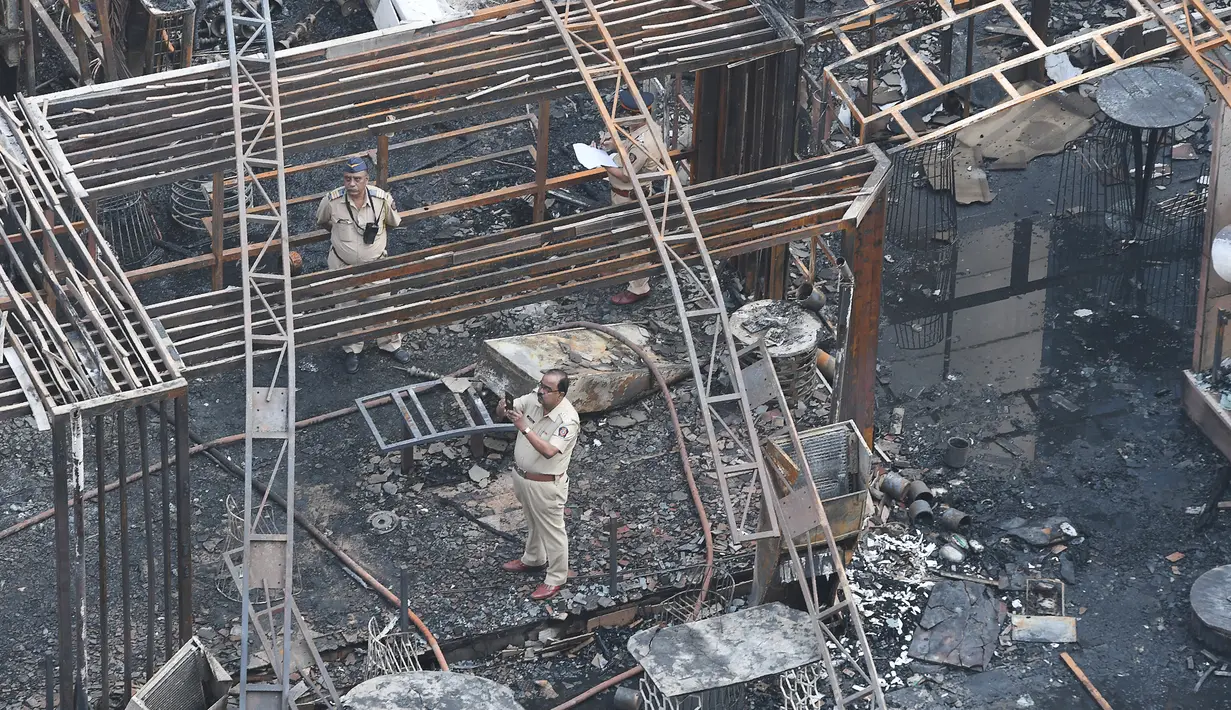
329 246 356 267
518 469 557 483
610 186 633 198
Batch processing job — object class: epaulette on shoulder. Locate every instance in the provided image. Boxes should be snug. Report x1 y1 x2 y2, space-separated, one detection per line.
327 186 346 199
369 186 390 200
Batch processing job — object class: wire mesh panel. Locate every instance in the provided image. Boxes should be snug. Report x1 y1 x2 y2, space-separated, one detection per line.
779 660 828 710
885 137 957 252
366 615 425 678
170 172 253 247
884 138 958 351
640 676 749 710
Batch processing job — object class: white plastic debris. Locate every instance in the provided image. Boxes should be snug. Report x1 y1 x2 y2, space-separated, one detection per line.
1073 308 1094 318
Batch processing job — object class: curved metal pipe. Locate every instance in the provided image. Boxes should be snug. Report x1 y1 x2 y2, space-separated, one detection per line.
555 321 715 620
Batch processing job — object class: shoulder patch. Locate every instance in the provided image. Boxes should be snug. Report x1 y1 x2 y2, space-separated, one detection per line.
327 186 346 199
557 425 571 438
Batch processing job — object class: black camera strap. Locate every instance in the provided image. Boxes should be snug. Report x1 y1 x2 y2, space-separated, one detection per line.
343 187 377 229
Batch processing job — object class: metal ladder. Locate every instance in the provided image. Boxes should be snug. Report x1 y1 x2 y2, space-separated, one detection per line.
749 339 886 708
540 0 781 545
222 0 337 706
539 1 884 705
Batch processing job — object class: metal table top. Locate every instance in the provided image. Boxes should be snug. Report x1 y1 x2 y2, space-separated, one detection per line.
627 602 822 697
340 672 525 710
1096 66 1206 130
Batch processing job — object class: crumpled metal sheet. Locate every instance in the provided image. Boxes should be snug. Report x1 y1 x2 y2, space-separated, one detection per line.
908 581 1004 670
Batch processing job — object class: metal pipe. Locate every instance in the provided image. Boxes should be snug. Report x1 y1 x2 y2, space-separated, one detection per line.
608 516 619 594
118 411 133 701
938 507 972 532
96 415 109 710
174 395 193 644
550 665 643 710
52 416 73 710
159 400 173 660
169 415 451 670
1214 309 1229 384
137 407 156 679
555 321 715 621
907 499 933 526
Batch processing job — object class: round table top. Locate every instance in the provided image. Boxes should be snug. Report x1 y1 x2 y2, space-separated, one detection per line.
341 672 526 710
1096 66 1206 130
729 299 823 358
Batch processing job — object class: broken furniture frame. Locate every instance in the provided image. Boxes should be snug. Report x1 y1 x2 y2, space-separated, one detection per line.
356 377 514 477
805 0 1231 148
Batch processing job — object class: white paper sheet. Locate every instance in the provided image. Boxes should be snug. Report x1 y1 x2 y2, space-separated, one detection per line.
573 142 617 169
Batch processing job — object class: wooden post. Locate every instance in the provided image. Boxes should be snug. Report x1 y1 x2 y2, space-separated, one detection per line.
210 171 224 290
533 98 550 222
67 0 90 85
95 0 117 81
86 198 98 260
43 209 55 310
839 194 886 445
1194 103 1231 372
20 0 33 92
1028 0 1050 83
376 133 389 190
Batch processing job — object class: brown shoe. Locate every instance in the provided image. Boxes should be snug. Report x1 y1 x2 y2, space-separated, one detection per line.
531 583 562 601
610 290 650 305
502 559 545 573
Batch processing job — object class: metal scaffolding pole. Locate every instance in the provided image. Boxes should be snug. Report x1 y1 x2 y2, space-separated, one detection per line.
222 0 335 704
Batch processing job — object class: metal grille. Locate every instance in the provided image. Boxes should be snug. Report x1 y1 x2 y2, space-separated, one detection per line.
640 676 749 710
779 661 829 709
772 424 857 499
98 192 161 269
366 615 425 677
170 172 253 246
125 639 230 710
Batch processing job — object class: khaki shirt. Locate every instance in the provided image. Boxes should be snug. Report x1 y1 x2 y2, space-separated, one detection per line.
512 393 580 476
606 124 659 193
315 186 402 266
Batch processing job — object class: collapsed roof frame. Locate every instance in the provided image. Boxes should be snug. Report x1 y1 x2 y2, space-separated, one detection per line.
806 0 1231 147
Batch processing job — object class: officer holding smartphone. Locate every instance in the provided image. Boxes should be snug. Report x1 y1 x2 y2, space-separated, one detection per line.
316 157 409 373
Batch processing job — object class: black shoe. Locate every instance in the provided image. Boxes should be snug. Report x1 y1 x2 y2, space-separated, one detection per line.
345 353 360 374
389 349 411 364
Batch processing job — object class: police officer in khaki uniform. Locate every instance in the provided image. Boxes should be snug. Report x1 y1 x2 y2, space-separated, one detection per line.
495 368 580 601
600 89 661 306
315 157 409 373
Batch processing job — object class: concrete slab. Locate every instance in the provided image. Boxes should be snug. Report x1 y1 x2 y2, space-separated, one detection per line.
475 324 690 414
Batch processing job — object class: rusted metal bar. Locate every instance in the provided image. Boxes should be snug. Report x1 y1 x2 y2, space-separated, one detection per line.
96 415 109 710
118 410 133 702
52 415 73 710
212 171 225 290
838 191 885 445
159 400 173 660
174 395 193 643
138 407 156 678
376 133 390 190
533 98 550 222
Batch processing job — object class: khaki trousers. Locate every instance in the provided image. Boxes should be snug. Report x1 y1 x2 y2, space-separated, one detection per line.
610 191 650 295
327 248 403 354
510 470 570 586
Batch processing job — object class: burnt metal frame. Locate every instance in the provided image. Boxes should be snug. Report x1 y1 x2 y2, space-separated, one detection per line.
356 379 514 452
806 0 1231 148
141 149 888 378
50 397 193 709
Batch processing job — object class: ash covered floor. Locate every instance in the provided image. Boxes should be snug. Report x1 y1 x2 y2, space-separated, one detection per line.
871 146 1231 709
